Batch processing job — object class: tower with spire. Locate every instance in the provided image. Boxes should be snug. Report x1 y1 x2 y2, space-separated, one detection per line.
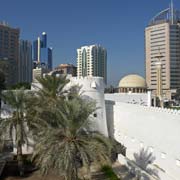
145 2 180 103
33 32 53 71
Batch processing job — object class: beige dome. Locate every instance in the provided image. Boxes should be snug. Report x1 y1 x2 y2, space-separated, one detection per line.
119 74 147 88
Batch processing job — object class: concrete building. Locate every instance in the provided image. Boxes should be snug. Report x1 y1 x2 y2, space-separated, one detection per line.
77 45 107 83
54 64 77 76
0 22 20 86
18 40 32 83
145 2 180 100
118 74 147 93
32 67 49 83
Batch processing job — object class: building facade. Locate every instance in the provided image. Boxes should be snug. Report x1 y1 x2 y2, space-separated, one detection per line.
18 40 32 83
145 3 180 99
54 64 77 76
33 32 53 71
77 45 107 83
0 22 20 86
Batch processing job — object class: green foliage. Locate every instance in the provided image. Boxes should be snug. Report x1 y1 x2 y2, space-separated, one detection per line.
10 82 31 90
0 75 114 179
0 89 32 176
0 71 6 91
36 75 70 99
30 75 113 179
32 97 113 179
169 107 180 110
101 165 119 180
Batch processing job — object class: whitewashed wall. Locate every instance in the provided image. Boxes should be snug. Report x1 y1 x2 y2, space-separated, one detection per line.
106 100 180 180
105 92 152 107
69 76 108 137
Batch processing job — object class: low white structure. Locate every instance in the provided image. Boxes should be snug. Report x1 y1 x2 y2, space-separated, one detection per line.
106 100 180 180
105 91 152 107
68 76 108 137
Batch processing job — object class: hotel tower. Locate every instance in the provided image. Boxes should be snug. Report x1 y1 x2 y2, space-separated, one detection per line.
77 45 107 83
145 2 180 99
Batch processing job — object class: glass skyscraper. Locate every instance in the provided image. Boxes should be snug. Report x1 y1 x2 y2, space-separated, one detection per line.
19 40 32 83
33 32 53 71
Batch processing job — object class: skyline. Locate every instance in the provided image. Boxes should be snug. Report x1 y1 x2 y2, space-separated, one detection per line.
1 0 180 85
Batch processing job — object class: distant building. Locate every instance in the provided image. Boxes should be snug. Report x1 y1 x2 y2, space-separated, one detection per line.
0 22 20 86
48 47 53 70
54 64 77 76
118 74 147 93
33 32 53 71
18 40 32 83
32 67 48 83
145 2 180 99
77 45 107 83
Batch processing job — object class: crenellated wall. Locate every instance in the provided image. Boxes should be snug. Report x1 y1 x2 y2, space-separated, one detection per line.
106 100 180 180
105 92 152 107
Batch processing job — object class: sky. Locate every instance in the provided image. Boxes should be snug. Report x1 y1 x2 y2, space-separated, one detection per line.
1 0 180 86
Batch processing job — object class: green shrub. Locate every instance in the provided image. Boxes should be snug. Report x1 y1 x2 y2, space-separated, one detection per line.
101 165 119 180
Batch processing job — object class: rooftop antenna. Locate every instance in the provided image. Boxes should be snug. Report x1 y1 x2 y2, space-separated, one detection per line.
171 0 174 24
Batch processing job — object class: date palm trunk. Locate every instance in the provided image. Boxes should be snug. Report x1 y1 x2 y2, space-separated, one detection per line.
17 140 24 176
16 119 24 176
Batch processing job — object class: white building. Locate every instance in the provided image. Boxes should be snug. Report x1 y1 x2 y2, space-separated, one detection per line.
77 45 107 83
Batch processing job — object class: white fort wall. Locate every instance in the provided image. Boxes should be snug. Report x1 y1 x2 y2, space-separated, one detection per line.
69 76 108 137
105 92 152 107
106 100 180 180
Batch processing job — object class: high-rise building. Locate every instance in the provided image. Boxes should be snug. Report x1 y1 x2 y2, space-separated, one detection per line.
54 64 77 76
48 47 53 70
18 40 32 83
145 2 180 99
0 22 20 86
41 32 47 48
33 32 53 71
77 45 107 83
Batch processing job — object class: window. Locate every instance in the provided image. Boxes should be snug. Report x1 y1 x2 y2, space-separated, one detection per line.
93 113 97 118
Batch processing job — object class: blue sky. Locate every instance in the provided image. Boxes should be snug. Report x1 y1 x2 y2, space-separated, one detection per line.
1 0 180 85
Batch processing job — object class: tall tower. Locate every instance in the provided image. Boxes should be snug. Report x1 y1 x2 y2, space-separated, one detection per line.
145 2 180 100
77 45 107 84
18 40 32 83
0 22 20 86
33 32 53 71
41 32 47 48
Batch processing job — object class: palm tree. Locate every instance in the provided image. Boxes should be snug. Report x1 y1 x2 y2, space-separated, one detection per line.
35 75 70 101
0 71 6 110
0 89 31 176
30 75 80 128
32 97 113 180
